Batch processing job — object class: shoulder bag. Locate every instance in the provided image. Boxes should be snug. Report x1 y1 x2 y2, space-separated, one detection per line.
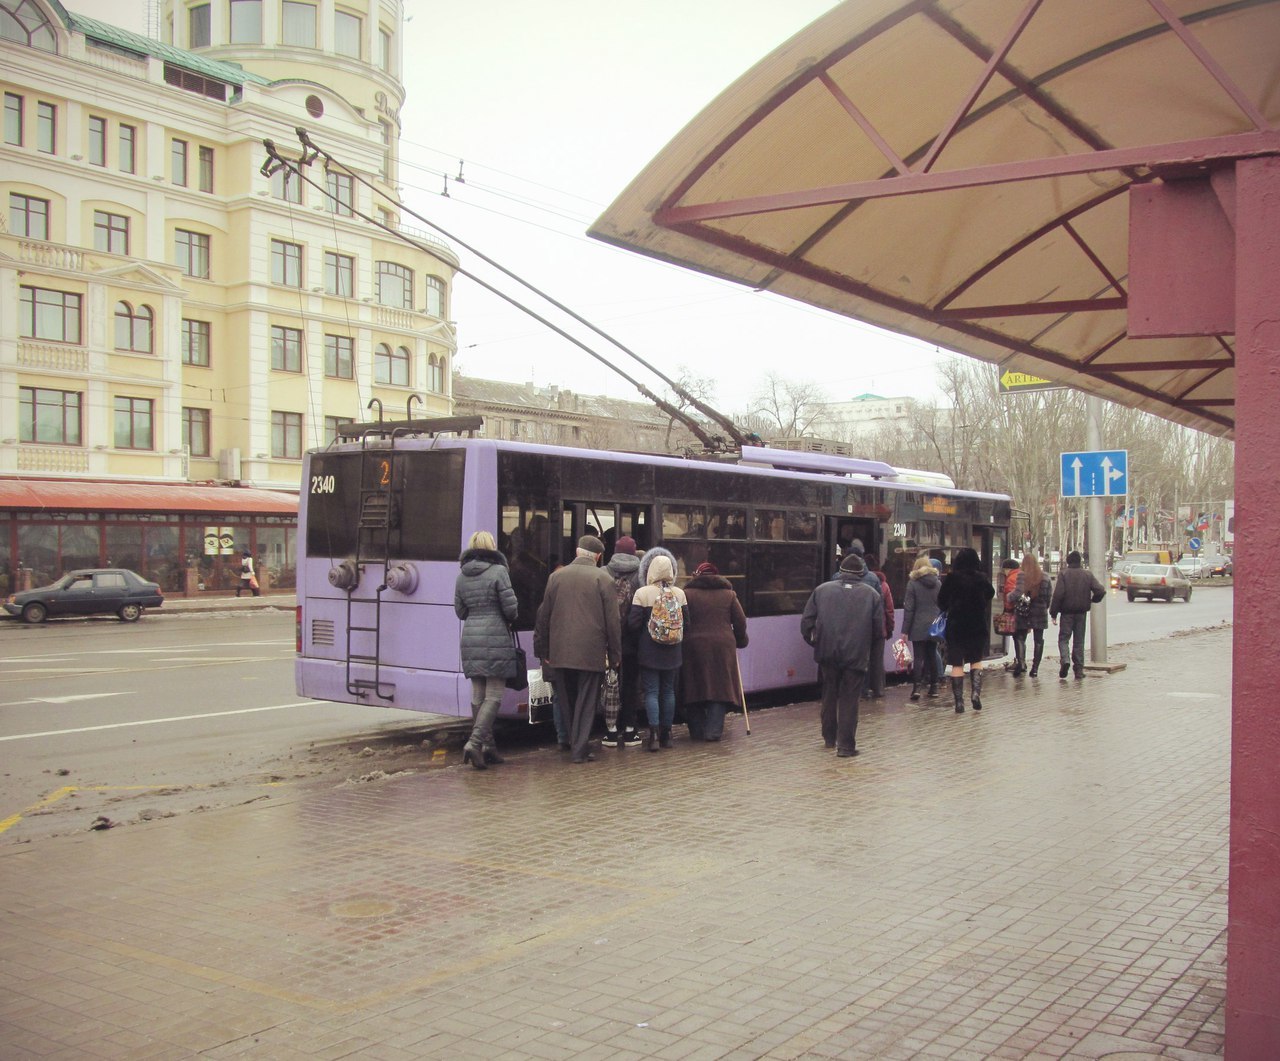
505 627 529 691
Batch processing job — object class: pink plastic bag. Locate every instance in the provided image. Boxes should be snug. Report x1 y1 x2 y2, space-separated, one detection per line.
892 637 913 671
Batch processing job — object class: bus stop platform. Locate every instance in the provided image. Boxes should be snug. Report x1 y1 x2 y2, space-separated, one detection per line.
0 628 1230 1059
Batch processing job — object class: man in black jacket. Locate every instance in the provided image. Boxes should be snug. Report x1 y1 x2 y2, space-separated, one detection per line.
1049 551 1105 680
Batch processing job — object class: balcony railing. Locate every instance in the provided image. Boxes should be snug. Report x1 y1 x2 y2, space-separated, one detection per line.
18 341 89 373
17 240 84 271
17 445 90 474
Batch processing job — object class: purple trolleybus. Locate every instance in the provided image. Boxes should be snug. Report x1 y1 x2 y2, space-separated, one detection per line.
295 417 1013 721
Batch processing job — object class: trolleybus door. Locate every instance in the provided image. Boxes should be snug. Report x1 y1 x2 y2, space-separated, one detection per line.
827 516 876 577
561 501 652 561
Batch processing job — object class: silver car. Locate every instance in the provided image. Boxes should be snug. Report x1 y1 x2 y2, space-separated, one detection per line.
1125 563 1193 603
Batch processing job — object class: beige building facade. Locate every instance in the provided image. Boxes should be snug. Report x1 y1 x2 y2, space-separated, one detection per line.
0 0 456 595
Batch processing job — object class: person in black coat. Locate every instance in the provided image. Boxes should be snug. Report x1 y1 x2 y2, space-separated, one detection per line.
454 530 520 769
935 547 995 713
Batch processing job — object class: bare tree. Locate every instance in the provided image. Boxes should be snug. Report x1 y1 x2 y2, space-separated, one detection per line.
750 373 830 438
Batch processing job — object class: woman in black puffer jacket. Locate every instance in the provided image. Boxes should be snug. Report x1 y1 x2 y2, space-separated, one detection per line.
454 530 519 769
936 547 995 714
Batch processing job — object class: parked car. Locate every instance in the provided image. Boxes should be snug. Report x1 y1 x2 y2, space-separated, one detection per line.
3 569 164 624
1124 563 1193 603
1109 561 1134 589
1209 557 1233 578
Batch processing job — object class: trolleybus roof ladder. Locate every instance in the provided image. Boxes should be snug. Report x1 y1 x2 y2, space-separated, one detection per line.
334 411 484 702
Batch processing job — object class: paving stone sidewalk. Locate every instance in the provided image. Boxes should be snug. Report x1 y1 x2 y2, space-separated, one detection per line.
0 629 1230 1059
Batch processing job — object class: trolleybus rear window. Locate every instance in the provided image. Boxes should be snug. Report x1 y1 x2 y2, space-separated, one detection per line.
306 449 464 561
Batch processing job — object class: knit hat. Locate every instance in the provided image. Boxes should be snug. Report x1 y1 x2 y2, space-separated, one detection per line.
577 534 604 555
848 538 866 555
840 553 866 574
929 558 943 571
614 536 637 555
694 562 718 576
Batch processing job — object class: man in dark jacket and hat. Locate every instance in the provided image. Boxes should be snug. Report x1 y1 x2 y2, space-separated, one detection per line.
534 535 622 763
800 552 885 758
1049 550 1105 680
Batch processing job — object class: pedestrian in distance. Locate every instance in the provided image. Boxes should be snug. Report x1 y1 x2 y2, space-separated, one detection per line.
602 536 643 748
453 531 520 770
533 535 622 763
680 561 748 741
1009 551 1053 678
864 553 894 699
1049 550 1105 680
900 554 942 700
628 547 688 751
800 551 884 758
936 547 996 713
998 558 1020 666
236 549 260 597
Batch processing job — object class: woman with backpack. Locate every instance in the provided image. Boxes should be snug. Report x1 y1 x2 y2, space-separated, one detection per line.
1009 551 1053 678
628 546 688 752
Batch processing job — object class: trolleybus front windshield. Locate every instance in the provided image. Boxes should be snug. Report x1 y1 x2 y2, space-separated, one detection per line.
306 449 465 561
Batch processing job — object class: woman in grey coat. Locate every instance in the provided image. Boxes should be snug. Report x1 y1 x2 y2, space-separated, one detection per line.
454 530 520 770
900 554 942 700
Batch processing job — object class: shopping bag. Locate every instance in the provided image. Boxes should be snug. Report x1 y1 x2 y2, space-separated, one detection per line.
892 637 913 671
929 611 947 638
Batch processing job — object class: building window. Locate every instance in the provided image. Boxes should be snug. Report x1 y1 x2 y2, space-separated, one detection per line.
229 0 262 43
428 353 445 393
114 396 154 450
377 119 393 180
175 229 210 278
189 3 211 47
271 239 303 287
36 101 55 153
171 138 187 185
119 124 136 173
94 210 129 255
20 286 81 343
323 251 353 296
198 145 214 193
324 334 354 379
379 27 392 72
282 1 316 46
375 342 409 386
183 407 211 456
270 165 302 203
114 302 154 353
10 193 49 239
375 261 412 308
270 325 303 372
182 319 211 366
20 387 82 445
1 0 56 49
272 411 303 459
425 275 447 318
324 415 354 445
334 10 361 57
88 115 106 165
4 92 22 145
325 170 353 216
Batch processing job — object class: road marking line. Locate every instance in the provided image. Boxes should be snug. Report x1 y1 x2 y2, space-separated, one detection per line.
0 702 318 742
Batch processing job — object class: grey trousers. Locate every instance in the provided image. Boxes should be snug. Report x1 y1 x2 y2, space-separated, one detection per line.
820 663 865 753
1057 613 1087 675
552 669 603 761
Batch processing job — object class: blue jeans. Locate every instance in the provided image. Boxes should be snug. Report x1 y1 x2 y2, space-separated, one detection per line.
640 667 677 729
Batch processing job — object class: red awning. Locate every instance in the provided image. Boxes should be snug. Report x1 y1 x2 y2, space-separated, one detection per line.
0 479 298 516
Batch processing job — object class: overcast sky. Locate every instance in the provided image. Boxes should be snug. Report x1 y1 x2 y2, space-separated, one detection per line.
81 0 961 417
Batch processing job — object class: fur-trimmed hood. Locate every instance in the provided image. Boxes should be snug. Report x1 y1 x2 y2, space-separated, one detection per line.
459 547 508 575
638 546 677 585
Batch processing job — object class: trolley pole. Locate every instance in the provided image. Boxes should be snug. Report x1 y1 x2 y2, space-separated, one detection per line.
1086 394 1108 664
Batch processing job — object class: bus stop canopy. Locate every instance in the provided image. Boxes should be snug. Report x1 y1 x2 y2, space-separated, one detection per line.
589 0 1280 440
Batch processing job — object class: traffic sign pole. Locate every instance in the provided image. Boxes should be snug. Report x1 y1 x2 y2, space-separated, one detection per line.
1086 396 1107 665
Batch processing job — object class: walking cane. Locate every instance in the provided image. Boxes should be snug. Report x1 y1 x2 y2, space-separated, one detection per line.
734 653 751 735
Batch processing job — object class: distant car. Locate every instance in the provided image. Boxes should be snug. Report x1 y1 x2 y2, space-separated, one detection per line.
1176 556 1211 578
1109 561 1134 589
3 568 164 624
1209 557 1233 578
1125 563 1193 603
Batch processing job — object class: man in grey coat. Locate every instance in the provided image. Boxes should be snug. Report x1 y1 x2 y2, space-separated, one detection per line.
800 553 885 758
534 535 622 763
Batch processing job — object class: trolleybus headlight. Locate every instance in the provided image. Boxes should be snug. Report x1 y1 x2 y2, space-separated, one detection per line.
328 559 359 589
385 562 419 594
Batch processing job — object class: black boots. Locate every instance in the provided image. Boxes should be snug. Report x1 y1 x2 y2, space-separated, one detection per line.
952 676 965 713
659 727 673 748
970 669 984 711
909 682 921 702
1029 643 1042 678
647 728 660 752
1012 639 1026 676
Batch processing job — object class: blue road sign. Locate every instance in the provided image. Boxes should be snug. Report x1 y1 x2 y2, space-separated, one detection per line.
1188 536 1202 551
1060 449 1128 498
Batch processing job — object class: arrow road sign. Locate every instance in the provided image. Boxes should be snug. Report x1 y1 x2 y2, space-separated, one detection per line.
1060 449 1128 498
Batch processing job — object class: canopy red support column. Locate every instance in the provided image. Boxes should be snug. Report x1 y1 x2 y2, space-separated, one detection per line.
1227 154 1280 1057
